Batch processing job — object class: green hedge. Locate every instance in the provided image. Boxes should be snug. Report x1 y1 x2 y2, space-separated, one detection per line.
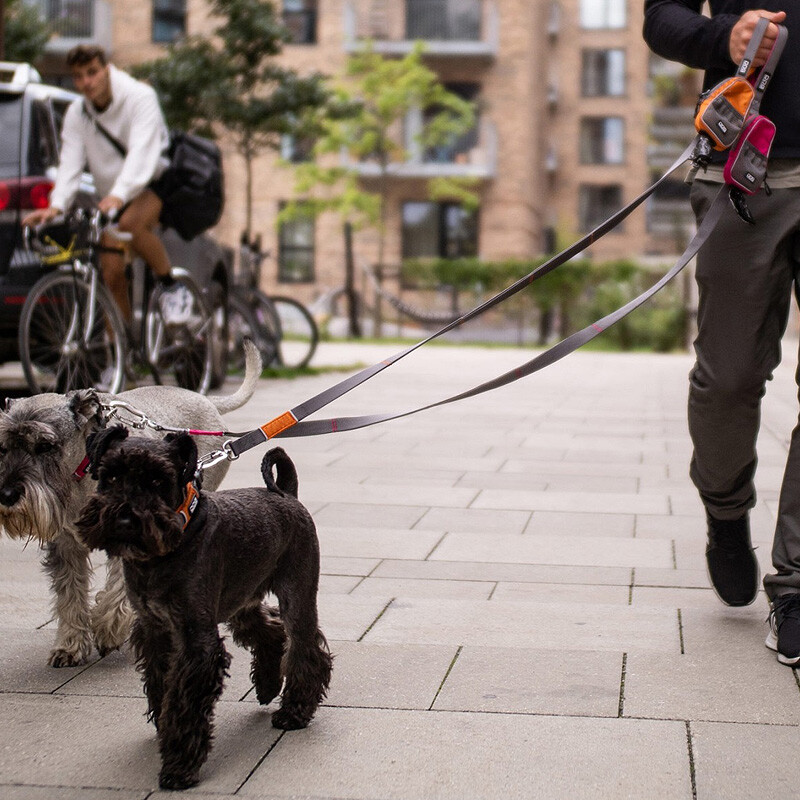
401 257 687 352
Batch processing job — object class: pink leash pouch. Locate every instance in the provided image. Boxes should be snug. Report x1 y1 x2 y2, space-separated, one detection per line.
723 114 776 195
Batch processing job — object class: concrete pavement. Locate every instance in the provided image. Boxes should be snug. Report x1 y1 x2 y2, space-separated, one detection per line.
2 340 800 799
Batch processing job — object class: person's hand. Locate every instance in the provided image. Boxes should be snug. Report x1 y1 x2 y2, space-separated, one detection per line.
729 10 787 66
21 206 60 228
98 195 124 218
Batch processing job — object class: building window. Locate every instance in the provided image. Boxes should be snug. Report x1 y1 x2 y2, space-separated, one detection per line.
579 0 626 29
582 49 626 96
280 134 314 163
278 203 315 283
153 0 186 43
579 185 623 232
283 0 317 44
417 82 479 164
405 0 481 41
402 202 479 259
580 117 625 164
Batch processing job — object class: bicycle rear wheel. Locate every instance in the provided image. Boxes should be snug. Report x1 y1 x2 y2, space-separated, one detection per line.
145 270 214 394
227 291 278 372
19 269 126 394
270 295 318 369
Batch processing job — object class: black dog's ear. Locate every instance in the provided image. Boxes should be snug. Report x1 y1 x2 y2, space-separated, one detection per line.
165 432 198 485
68 389 103 432
86 424 128 479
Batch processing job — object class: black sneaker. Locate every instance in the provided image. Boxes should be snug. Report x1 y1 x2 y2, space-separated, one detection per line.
766 594 800 666
705 513 760 606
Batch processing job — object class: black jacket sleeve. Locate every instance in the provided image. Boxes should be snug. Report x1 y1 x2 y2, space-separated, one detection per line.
643 0 739 71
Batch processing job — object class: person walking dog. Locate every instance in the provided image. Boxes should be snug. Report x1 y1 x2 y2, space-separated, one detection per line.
644 2 800 665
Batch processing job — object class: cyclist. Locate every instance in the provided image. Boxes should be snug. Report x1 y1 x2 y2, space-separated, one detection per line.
22 44 190 325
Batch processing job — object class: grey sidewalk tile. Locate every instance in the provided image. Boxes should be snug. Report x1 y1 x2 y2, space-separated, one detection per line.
630 586 724 610
668 491 705 516
544 475 639 493
303 481 478 509
321 556 381 577
309 641 458 710
312 503 425 530
624 650 800 724
414 507 531 534
0 629 92 693
317 527 442 560
635 514 702 540
317 595 394 641
331 452 506 473
372 558 632 586
0 584 54 629
635 567 708 590
691 721 800 800
454 472 549 491
350 577 493 600
429 531 674 569
0 693 280 793
472 488 669 515
1 788 148 800
501 458 667 479
679 605 769 659
319 574 363 594
524 510 635 537
362 597 680 652
239 708 693 800
432 646 624 717
490 582 629 605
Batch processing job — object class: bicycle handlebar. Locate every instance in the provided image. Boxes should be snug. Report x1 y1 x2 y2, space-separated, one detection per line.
23 207 132 254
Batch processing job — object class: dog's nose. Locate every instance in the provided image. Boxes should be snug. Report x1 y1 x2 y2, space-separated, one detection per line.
117 512 135 531
0 485 22 507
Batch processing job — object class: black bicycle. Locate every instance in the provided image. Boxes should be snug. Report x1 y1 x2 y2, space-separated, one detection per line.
228 234 318 371
20 209 217 394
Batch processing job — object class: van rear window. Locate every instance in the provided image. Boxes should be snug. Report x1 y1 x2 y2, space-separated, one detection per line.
0 94 23 168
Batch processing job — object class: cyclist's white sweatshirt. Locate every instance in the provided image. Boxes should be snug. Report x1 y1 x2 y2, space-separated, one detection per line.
49 64 170 212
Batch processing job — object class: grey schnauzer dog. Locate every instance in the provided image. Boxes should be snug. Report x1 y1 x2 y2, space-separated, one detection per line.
76 426 332 791
0 341 261 668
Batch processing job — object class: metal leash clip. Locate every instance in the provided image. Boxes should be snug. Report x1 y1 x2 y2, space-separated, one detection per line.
103 400 149 429
196 440 239 473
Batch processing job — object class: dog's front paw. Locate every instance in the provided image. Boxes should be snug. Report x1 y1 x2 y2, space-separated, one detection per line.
48 646 90 668
91 602 132 657
159 768 199 791
271 707 310 730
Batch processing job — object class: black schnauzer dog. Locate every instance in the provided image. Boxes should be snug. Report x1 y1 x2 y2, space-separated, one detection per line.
76 426 332 790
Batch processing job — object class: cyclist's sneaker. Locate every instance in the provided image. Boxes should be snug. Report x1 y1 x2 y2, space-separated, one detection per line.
159 282 194 326
766 594 800 666
705 512 760 606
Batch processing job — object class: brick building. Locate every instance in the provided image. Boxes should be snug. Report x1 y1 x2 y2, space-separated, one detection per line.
32 0 698 303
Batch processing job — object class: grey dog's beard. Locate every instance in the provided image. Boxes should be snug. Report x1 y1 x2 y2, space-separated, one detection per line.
0 482 66 542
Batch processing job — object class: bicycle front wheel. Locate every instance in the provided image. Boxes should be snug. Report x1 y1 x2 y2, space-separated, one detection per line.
270 295 318 369
19 270 126 394
145 272 214 394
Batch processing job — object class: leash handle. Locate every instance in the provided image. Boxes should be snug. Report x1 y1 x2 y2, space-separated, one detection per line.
748 21 788 116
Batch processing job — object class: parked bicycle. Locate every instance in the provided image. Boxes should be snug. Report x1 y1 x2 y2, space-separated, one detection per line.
20 208 218 395
228 234 318 371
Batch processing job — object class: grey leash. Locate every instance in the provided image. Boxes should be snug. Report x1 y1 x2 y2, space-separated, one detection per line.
214 138 713 462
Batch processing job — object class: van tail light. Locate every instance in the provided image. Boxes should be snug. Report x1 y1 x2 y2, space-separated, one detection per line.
0 178 54 211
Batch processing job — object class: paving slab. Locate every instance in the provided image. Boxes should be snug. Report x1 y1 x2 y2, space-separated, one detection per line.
317 526 443 560
691 721 800 800
429 531 674 569
362 597 680 652
239 708 693 800
432 646 624 717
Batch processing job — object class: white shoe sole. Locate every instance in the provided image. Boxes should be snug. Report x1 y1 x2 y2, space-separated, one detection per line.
765 628 800 666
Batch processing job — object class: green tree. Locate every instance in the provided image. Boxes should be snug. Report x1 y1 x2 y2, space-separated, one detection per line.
4 0 51 64
133 0 331 239
283 43 478 333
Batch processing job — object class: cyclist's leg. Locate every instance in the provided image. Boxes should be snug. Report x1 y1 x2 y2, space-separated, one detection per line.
118 189 170 278
99 231 131 322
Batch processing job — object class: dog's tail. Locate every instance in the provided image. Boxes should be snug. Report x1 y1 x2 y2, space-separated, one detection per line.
206 339 262 415
261 447 299 498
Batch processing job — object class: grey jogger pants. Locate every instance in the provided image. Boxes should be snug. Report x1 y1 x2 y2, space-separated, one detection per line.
689 179 800 598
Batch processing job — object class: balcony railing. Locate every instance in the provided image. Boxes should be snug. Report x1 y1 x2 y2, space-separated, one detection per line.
341 118 497 180
29 0 113 53
344 0 498 59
